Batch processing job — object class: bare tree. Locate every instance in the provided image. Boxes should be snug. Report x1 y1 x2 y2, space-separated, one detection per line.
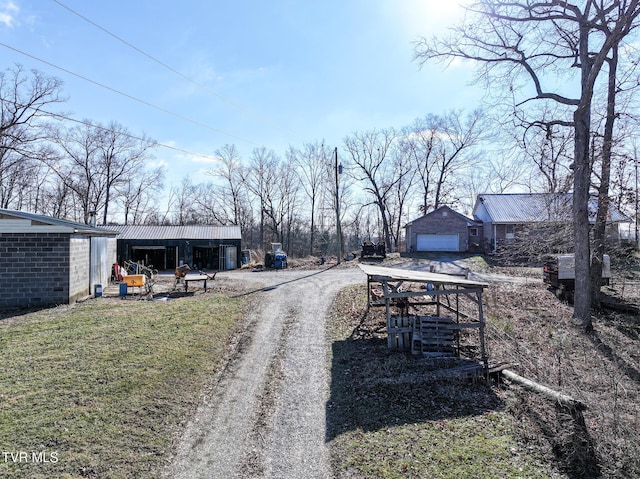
95 121 157 224
386 143 416 251
276 157 301 251
432 109 486 208
246 147 280 248
287 141 331 256
168 176 199 225
49 120 157 224
461 152 528 203
48 121 103 222
118 164 165 225
401 116 438 214
518 119 574 194
0 65 65 210
205 145 246 224
414 0 640 330
401 109 486 214
343 128 399 251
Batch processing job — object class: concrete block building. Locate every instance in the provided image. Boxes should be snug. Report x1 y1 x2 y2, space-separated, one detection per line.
0 209 118 309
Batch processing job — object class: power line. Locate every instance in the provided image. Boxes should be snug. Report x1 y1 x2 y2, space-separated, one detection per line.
52 113 222 162
0 97 222 162
0 41 264 147
52 0 301 140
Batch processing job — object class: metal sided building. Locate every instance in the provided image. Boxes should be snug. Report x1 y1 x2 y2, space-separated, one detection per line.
105 225 242 271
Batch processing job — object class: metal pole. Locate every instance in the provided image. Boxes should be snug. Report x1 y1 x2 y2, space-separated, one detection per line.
335 147 342 264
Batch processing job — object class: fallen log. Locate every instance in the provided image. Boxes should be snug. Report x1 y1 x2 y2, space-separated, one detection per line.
501 369 586 411
600 299 640 314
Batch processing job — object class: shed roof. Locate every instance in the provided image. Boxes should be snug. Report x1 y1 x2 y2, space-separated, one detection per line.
0 209 118 236
473 193 630 224
101 224 242 240
359 264 488 288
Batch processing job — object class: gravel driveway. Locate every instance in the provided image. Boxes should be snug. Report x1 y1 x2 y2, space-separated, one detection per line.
163 266 363 479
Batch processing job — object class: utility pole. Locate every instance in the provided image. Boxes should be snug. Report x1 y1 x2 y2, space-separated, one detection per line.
334 147 342 264
633 148 640 250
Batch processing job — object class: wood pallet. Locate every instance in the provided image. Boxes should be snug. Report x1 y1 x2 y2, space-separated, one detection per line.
411 316 457 357
388 315 412 350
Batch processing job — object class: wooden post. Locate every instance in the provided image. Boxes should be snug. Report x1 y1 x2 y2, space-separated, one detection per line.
382 281 392 349
477 290 487 370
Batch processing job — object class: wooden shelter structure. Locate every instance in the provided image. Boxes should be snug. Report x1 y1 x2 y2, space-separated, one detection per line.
359 264 489 370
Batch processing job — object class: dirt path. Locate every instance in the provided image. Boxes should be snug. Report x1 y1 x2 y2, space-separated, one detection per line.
163 266 363 479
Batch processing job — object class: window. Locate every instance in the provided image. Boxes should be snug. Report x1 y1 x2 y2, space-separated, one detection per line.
470 227 478 236
505 224 515 239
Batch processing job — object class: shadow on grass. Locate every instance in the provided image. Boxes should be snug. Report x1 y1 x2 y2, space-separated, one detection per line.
516 395 602 479
153 291 195 299
588 329 640 384
325 334 505 442
325 323 602 478
0 305 53 322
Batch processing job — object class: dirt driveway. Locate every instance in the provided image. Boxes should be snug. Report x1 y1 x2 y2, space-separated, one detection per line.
163 266 364 479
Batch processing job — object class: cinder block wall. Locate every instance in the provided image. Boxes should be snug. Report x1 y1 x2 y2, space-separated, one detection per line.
0 233 70 309
69 236 90 303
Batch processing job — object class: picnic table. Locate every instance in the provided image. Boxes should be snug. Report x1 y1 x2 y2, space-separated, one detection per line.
183 271 217 292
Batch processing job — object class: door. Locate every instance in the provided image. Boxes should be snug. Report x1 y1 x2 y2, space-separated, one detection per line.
90 236 111 288
218 245 237 270
416 234 459 252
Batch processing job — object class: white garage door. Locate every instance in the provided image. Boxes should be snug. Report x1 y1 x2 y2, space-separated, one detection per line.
416 234 459 252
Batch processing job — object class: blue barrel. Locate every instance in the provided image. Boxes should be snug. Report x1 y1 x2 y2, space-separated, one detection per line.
119 282 128 296
94 284 103 298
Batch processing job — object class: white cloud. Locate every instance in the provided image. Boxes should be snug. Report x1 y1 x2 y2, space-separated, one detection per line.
148 159 169 170
191 154 219 164
40 35 52 49
0 1 19 28
161 143 220 166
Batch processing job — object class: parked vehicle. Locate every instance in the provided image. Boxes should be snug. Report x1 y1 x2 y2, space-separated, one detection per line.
543 253 610 299
361 241 386 259
264 243 287 269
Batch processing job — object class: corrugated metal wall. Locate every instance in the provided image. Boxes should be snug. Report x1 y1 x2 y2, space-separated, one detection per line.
90 237 117 293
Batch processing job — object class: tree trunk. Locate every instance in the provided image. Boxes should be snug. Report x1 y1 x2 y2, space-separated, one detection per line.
573 125 593 330
572 17 595 332
378 200 393 253
591 45 618 310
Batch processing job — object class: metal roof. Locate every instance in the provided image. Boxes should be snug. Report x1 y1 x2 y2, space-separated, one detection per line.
0 208 118 236
100 224 242 240
474 193 630 224
359 264 488 288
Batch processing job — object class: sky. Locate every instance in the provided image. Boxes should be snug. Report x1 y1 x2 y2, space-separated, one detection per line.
0 0 482 195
